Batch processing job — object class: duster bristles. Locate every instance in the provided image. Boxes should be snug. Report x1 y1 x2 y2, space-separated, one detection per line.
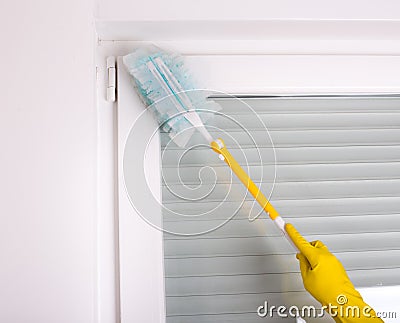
123 46 221 147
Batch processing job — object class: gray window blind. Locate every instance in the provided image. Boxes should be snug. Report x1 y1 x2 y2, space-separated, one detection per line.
161 96 400 323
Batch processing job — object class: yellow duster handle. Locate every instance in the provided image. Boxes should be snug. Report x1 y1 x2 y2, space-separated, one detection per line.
211 138 280 220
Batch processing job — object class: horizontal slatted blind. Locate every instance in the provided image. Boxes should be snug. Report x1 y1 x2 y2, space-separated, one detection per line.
161 96 400 323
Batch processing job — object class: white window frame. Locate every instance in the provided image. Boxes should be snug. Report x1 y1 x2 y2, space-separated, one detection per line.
95 20 400 323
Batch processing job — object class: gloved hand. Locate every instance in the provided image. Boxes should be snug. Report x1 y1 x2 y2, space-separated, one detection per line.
285 223 383 322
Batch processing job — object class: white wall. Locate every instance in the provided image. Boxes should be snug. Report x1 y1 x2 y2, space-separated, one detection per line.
0 0 97 322
95 0 400 21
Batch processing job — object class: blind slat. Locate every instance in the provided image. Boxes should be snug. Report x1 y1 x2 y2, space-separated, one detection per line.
161 145 400 166
161 129 400 147
165 232 400 258
205 112 400 130
165 250 400 277
162 179 400 203
164 197 400 220
163 162 400 184
165 268 400 297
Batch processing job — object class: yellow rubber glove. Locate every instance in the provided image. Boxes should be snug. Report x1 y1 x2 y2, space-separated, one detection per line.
285 223 383 323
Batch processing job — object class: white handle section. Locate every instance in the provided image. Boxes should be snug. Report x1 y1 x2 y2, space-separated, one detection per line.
273 216 299 252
